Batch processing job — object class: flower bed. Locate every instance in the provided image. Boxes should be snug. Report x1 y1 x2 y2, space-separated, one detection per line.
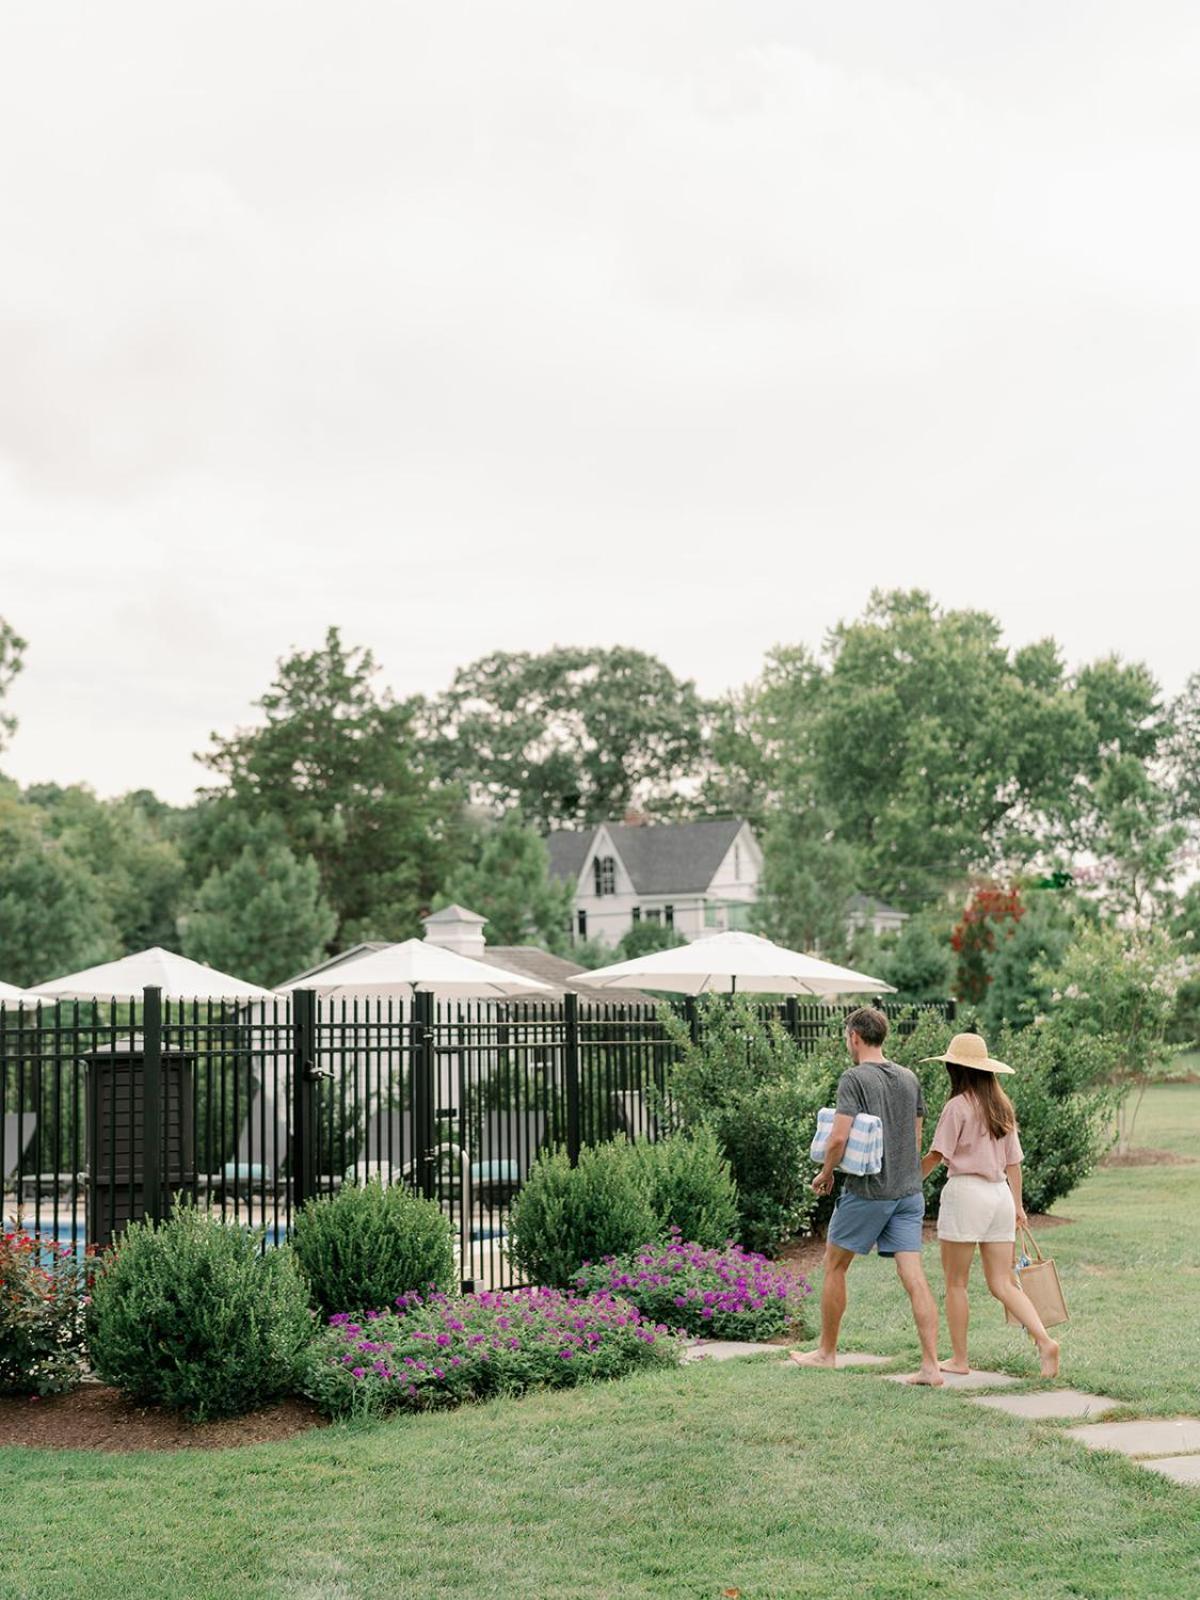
303 1287 682 1418
571 1235 813 1342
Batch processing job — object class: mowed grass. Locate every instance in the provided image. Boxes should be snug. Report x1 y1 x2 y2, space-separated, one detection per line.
1 1086 1198 1600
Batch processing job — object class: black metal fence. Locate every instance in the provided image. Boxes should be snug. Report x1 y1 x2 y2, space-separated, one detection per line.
1 989 953 1289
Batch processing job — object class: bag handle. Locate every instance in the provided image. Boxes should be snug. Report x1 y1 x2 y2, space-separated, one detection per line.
1016 1224 1043 1263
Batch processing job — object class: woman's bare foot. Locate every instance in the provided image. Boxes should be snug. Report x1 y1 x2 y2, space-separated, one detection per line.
788 1349 837 1368
905 1366 946 1386
1038 1339 1061 1379
939 1360 971 1375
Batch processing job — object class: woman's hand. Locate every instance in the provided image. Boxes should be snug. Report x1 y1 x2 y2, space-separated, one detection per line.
1014 1207 1028 1229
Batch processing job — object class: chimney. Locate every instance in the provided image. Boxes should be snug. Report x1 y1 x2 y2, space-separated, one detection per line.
421 904 488 960
622 807 650 827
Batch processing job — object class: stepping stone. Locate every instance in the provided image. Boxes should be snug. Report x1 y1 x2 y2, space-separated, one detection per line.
970 1389 1122 1421
682 1339 779 1363
883 1368 1022 1390
1066 1417 1200 1457
1141 1456 1200 1486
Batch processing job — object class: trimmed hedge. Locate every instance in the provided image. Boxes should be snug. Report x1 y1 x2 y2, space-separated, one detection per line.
291 1179 456 1317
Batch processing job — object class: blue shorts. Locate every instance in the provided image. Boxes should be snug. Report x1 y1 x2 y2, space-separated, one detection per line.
827 1189 925 1257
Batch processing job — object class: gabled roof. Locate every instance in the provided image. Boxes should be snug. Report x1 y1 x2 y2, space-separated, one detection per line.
547 819 748 895
282 942 389 987
483 947 653 1004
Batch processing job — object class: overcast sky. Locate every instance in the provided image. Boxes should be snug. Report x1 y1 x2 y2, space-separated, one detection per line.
1 2 1197 803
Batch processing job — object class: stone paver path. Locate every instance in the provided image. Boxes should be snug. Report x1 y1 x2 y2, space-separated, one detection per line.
971 1389 1121 1420
682 1339 779 1363
883 1368 1021 1390
706 1341 1200 1488
1065 1417 1200 1457
1141 1456 1200 1486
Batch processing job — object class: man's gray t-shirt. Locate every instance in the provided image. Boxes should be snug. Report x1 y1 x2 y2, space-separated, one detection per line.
835 1060 926 1201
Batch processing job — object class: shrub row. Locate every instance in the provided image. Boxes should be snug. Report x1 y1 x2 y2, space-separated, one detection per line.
506 1129 738 1287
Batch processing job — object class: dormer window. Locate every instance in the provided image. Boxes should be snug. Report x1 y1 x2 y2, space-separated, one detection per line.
593 855 617 896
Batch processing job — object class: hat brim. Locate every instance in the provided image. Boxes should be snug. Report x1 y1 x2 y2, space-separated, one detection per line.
920 1053 1014 1076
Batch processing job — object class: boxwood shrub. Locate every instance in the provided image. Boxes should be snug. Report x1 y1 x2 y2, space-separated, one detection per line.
291 1179 456 1317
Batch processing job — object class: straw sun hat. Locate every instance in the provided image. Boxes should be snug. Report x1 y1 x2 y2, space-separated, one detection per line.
921 1031 1014 1076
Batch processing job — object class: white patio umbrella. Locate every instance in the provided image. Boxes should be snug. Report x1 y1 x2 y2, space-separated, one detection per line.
0 979 43 1005
31 946 275 1002
579 930 895 996
276 938 552 999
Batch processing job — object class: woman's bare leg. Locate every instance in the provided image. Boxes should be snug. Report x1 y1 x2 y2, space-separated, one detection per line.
940 1241 975 1373
979 1241 1060 1377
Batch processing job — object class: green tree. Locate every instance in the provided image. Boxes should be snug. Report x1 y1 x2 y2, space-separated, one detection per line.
0 787 119 986
201 628 462 944
978 890 1077 1033
0 618 25 751
26 784 187 953
424 647 710 828
1038 922 1180 1153
872 916 956 1003
753 804 863 960
616 920 686 961
439 814 572 951
181 831 338 988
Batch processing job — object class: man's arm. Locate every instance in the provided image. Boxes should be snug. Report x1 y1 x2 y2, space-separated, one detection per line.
811 1112 854 1195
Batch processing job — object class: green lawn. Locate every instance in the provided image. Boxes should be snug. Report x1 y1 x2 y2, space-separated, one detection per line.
2 1086 1198 1600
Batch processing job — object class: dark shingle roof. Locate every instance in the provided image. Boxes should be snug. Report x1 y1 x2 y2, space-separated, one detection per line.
547 819 745 895
846 894 908 919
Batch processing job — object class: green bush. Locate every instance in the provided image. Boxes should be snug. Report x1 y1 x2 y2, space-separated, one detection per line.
0 1230 90 1396
884 1012 1113 1217
291 1179 456 1317
506 1140 658 1288
87 1206 314 1421
632 1129 739 1247
660 997 839 1252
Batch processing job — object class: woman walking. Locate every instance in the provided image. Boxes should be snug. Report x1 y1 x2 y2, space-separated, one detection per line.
921 1033 1061 1378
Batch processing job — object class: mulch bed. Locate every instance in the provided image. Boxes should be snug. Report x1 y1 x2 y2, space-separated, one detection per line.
1100 1148 1195 1168
0 1383 327 1453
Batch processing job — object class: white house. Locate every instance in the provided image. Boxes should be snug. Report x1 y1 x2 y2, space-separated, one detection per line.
845 894 910 939
546 818 763 949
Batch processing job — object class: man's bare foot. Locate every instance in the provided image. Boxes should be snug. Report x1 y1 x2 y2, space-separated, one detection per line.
905 1367 946 1386
1038 1339 1061 1379
787 1349 837 1368
939 1360 971 1375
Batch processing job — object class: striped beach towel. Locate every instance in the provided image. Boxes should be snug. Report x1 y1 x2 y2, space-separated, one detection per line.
809 1107 884 1176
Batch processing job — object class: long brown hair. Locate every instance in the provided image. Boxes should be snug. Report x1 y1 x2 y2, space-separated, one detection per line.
947 1064 1016 1140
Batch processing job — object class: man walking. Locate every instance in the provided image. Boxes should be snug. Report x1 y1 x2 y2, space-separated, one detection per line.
791 1006 943 1385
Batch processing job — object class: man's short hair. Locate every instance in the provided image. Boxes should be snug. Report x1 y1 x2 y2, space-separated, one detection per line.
845 1006 889 1047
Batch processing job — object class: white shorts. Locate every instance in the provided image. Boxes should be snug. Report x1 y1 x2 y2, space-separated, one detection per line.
937 1175 1016 1243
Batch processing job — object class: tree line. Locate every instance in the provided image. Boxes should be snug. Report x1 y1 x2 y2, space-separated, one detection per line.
0 594 1196 1044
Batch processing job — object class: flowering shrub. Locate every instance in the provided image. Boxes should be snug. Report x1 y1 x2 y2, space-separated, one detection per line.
0 1230 91 1396
571 1235 812 1342
302 1286 681 1419
87 1205 315 1420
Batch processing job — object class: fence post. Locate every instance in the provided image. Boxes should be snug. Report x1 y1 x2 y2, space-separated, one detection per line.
684 995 700 1046
563 992 581 1165
784 996 799 1042
291 988 318 1209
142 986 163 1224
412 990 437 1201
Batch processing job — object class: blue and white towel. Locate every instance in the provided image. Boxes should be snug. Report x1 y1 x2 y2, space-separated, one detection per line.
810 1107 884 1176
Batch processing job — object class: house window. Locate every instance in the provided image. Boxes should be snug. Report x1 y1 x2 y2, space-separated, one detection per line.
592 856 616 896
734 845 741 879
665 905 674 928
631 906 641 923
645 908 662 925
577 910 588 940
